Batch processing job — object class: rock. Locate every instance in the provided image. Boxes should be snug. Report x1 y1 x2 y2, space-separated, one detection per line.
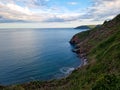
72 48 80 54
69 35 80 45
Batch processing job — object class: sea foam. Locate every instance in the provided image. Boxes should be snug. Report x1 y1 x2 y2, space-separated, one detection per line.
60 67 75 75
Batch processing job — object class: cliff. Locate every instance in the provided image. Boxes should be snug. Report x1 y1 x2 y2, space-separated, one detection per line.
69 14 120 89
70 14 120 57
1 14 120 90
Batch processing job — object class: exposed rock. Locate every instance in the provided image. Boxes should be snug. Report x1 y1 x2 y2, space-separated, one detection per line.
70 14 120 66
69 35 80 45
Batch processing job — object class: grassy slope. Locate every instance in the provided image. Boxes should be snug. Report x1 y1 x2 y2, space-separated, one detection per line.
75 25 97 29
1 14 120 90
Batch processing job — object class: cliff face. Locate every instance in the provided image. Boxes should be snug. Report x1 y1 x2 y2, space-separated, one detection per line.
70 14 120 55
69 14 120 89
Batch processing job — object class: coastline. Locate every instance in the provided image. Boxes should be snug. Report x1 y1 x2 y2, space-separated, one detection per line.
70 35 88 68
0 31 87 87
1 14 120 90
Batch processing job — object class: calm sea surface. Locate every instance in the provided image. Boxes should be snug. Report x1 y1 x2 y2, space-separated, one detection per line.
0 28 85 85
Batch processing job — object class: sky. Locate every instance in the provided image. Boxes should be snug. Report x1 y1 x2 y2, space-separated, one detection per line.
0 0 120 28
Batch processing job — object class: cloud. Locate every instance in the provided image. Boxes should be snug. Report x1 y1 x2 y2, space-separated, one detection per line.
0 1 51 22
0 0 82 23
6 3 32 15
0 2 32 21
15 0 49 7
68 2 78 5
43 13 82 22
81 0 120 21
0 0 120 23
0 15 26 23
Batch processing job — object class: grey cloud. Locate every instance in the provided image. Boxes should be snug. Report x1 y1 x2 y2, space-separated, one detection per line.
14 0 49 8
33 0 48 6
0 0 120 23
43 15 81 22
79 0 120 21
0 16 26 23
43 0 120 22
44 17 66 22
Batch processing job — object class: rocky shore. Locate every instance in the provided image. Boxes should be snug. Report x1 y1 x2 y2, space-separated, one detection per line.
70 35 88 67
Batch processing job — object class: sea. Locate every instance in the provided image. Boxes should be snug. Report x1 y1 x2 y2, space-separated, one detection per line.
0 28 86 85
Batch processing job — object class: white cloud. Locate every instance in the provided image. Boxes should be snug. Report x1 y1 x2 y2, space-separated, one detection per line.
0 0 83 22
0 1 54 22
68 2 78 5
0 0 120 23
6 3 32 15
82 0 120 21
43 13 83 22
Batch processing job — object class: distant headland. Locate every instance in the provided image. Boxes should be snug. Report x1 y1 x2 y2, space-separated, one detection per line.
74 25 101 29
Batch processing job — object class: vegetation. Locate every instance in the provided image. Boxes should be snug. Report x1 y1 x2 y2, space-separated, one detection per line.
0 14 120 90
74 25 99 29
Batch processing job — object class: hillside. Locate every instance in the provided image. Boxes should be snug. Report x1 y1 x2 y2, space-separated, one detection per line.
1 14 120 90
74 25 99 29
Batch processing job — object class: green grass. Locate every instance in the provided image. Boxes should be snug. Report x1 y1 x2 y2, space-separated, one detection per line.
92 74 120 90
77 30 91 41
87 25 98 29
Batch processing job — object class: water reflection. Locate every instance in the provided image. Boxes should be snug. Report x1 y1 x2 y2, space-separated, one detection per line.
0 28 81 85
